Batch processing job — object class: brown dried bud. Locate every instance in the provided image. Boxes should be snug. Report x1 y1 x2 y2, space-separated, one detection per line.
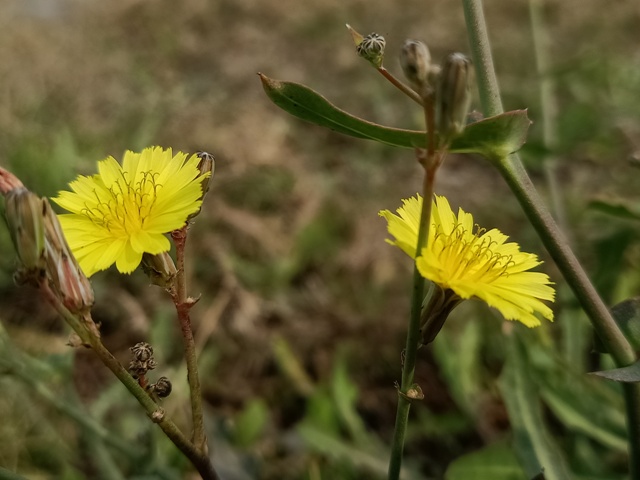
149 376 172 398
3 188 47 276
141 252 177 289
130 342 154 361
436 52 472 143
0 167 25 195
400 40 431 92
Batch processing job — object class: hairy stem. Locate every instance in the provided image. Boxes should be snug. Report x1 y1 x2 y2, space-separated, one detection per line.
377 67 424 106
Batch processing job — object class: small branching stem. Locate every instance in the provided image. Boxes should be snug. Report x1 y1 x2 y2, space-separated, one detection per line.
40 282 219 480
377 67 424 106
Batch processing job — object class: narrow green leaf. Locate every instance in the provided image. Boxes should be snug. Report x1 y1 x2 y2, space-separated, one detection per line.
259 74 530 158
445 442 528 480
297 423 421 480
591 360 640 383
589 198 640 221
499 333 572 480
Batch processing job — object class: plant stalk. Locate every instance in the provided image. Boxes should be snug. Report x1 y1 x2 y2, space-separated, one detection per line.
388 91 440 480
461 0 640 475
172 225 207 453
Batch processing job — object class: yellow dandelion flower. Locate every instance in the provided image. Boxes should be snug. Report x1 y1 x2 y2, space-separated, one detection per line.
379 194 555 327
53 147 209 277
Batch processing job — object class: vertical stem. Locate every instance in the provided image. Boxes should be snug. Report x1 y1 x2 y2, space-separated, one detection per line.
461 0 640 475
388 93 440 480
529 0 570 236
460 0 503 117
172 226 207 452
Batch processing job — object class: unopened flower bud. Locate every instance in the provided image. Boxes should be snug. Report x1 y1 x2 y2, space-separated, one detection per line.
196 151 215 199
400 40 431 92
356 32 386 68
186 151 215 223
141 252 177 288
436 53 472 143
0 167 25 195
3 188 46 275
42 200 94 312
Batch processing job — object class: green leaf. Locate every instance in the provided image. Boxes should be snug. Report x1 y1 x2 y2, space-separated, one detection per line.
259 74 531 158
445 442 528 480
499 333 572 480
297 423 422 480
591 360 640 383
589 198 640 221
233 399 269 447
594 297 640 353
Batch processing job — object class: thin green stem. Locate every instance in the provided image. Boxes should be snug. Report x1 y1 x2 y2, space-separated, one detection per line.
460 0 503 117
461 0 640 474
388 93 440 480
172 226 207 453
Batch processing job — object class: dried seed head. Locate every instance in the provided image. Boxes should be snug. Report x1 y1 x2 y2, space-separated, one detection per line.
436 52 472 143
4 188 47 277
400 40 431 92
131 342 154 361
150 376 172 398
356 32 386 68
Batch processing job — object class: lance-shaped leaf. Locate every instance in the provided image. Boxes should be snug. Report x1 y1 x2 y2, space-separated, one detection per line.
259 73 531 159
592 360 640 383
594 297 640 353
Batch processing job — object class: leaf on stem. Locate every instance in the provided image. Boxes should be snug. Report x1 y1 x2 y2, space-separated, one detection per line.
591 360 640 383
259 74 531 158
593 297 640 353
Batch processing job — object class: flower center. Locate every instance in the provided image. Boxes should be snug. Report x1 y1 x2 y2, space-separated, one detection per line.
433 223 513 282
83 171 161 233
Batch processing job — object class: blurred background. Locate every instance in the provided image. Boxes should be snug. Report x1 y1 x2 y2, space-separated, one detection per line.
1 0 639 478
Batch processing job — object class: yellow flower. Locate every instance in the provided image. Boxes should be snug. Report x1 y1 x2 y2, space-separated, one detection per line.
379 194 554 327
53 147 209 277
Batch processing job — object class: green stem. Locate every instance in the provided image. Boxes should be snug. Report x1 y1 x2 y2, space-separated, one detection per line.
461 0 640 474
40 283 219 480
172 226 207 453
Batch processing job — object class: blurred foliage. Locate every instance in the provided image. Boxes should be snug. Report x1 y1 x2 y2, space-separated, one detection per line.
1 0 640 479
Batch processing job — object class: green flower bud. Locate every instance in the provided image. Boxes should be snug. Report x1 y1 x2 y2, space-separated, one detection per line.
399 40 431 91
436 53 472 143
141 252 177 289
3 188 47 275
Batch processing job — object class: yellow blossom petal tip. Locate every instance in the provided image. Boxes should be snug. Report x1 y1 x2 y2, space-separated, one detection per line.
52 146 209 277
379 194 555 327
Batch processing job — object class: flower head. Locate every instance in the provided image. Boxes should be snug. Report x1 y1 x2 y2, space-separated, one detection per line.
53 147 209 277
379 194 554 327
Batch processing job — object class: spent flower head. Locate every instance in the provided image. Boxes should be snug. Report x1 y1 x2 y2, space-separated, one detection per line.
379 194 555 327
53 146 210 277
